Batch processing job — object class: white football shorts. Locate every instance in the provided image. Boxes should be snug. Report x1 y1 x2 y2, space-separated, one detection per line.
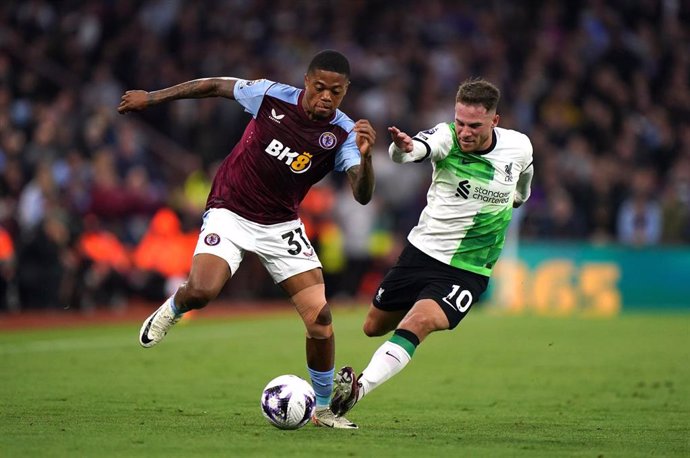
193 208 322 283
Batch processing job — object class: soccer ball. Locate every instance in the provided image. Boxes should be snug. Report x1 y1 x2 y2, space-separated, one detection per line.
260 374 316 430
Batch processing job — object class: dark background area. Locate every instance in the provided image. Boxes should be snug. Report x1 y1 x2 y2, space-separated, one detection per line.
0 0 688 312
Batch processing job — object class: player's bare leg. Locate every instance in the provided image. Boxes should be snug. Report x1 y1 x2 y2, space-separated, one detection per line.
139 254 230 347
282 269 357 429
362 304 407 337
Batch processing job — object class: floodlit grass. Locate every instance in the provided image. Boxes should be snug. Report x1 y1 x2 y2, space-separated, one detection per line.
1 307 688 457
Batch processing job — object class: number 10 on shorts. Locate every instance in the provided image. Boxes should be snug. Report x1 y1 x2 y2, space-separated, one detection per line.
442 284 473 312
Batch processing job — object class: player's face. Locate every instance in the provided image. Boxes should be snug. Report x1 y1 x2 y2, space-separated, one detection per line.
303 69 349 121
454 102 499 152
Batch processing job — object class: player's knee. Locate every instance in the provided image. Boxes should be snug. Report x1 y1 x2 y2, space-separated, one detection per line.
304 303 333 339
362 319 389 337
292 284 333 338
177 280 218 309
306 321 333 339
399 309 444 335
315 303 333 326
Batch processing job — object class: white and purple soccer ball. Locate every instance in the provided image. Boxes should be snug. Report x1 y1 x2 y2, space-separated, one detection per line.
260 374 316 430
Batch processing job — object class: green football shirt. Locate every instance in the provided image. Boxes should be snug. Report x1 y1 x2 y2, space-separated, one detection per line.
390 123 533 276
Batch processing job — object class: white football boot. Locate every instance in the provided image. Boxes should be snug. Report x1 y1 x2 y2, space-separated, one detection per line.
139 301 182 347
311 407 358 429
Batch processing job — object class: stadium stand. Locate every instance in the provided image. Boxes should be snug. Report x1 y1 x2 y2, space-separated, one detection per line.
0 0 688 310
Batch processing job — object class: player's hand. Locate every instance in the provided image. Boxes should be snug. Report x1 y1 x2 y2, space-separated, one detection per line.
117 90 151 114
354 119 376 157
388 126 413 153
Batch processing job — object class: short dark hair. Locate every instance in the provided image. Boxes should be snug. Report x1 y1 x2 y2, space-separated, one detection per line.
456 78 500 112
307 50 350 78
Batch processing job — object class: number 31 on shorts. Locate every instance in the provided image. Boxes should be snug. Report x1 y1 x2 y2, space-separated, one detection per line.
281 227 311 255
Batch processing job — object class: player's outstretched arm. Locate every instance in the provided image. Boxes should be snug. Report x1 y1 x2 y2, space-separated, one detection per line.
388 126 424 163
117 77 237 114
347 119 376 205
388 126 413 153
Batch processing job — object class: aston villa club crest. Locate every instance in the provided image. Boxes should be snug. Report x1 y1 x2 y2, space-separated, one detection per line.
319 132 337 150
204 233 220 246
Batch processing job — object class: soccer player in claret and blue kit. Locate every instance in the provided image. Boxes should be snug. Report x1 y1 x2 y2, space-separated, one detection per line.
118 50 376 429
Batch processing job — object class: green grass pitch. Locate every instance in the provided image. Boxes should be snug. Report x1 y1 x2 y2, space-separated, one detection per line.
1 307 688 457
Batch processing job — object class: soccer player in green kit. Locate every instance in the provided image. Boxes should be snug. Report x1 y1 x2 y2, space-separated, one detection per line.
331 78 534 423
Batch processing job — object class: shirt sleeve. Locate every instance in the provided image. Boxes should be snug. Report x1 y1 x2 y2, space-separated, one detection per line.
232 79 276 118
514 134 535 205
514 163 534 205
335 129 361 172
521 134 534 171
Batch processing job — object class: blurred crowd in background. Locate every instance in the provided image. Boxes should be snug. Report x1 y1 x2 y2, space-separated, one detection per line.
0 0 688 312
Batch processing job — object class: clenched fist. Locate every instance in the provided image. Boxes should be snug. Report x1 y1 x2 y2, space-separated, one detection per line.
354 119 376 157
117 90 151 114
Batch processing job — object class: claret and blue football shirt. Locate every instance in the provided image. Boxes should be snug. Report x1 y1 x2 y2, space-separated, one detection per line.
206 78 362 224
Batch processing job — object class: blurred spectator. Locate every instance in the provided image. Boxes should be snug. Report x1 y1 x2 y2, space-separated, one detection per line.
17 160 57 232
16 211 75 309
582 157 627 243
617 168 662 246
130 207 196 301
87 147 163 243
537 187 589 240
83 64 124 111
660 158 690 244
24 119 61 170
300 181 337 244
333 181 380 299
0 225 18 311
76 214 131 310
0 158 25 235
170 161 214 230
299 182 341 296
